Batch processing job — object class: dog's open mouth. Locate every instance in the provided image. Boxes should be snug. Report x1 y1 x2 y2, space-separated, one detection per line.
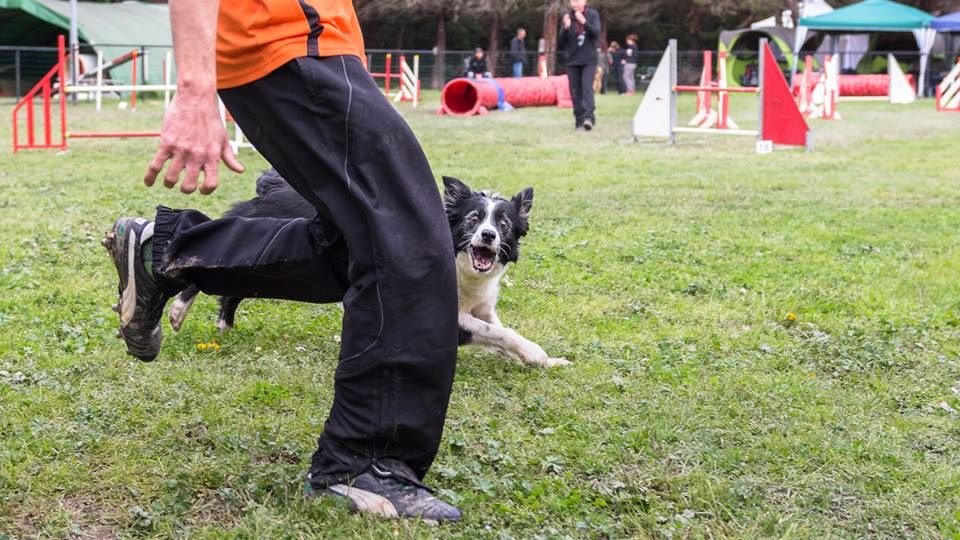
469 246 497 272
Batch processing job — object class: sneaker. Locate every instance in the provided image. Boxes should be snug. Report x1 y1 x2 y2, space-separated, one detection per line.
583 119 594 131
102 217 169 361
307 461 462 524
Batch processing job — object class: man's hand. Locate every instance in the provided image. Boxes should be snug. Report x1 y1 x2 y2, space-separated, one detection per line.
143 0 243 196
562 13 572 28
144 92 244 195
574 10 586 24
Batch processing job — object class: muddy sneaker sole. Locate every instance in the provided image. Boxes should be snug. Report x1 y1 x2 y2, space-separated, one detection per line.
102 217 164 361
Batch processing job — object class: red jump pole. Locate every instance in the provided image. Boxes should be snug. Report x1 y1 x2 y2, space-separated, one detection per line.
59 34 67 149
131 49 138 110
42 79 51 146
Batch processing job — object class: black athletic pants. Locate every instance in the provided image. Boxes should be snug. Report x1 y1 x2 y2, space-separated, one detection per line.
566 63 597 127
150 56 459 487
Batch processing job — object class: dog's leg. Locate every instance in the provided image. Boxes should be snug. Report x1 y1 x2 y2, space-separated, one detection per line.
217 297 243 333
458 313 569 368
472 303 503 327
168 285 200 332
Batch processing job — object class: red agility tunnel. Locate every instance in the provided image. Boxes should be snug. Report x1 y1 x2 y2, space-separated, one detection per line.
793 73 916 97
440 76 573 116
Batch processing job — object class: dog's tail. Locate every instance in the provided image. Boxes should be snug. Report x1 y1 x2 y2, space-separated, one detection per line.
255 169 289 198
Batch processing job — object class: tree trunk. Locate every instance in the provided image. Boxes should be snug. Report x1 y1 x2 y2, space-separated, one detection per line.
687 3 701 50
788 0 800 28
488 9 502 77
542 0 560 75
599 9 607 50
431 10 446 90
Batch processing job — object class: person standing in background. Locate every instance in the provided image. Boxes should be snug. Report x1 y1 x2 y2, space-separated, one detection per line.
608 41 625 95
623 33 639 95
510 28 527 78
559 0 601 131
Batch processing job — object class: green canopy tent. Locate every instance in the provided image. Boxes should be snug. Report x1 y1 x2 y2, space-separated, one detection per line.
795 0 936 94
0 0 172 85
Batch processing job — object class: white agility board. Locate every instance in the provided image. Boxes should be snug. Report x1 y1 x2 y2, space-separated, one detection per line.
888 54 915 105
633 46 673 139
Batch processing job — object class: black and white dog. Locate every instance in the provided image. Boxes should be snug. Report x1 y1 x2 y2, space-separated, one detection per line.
168 171 568 368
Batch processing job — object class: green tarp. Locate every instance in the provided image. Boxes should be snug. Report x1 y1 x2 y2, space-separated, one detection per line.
0 0 171 84
799 0 934 31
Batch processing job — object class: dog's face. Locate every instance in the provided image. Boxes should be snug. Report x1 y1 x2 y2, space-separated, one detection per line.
443 176 533 276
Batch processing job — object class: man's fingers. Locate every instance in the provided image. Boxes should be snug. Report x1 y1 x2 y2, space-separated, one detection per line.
199 161 219 195
163 154 186 189
221 144 245 174
180 161 202 194
144 148 171 187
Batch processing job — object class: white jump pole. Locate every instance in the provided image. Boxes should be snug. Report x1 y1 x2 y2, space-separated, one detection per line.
95 50 103 111
163 50 173 109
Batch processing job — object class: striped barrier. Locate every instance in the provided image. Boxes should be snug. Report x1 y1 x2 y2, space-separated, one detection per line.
937 58 960 113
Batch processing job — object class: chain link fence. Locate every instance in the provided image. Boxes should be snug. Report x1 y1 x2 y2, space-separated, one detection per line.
2 45 956 99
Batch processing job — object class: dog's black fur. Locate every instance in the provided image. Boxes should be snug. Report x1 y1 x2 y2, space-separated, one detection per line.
168 170 315 331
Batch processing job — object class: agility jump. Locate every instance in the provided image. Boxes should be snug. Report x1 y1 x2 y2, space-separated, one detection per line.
633 39 812 151
796 53 916 120
367 52 421 108
11 37 422 153
937 57 960 112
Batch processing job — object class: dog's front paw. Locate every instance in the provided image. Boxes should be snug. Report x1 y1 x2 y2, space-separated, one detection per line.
544 357 572 368
168 299 189 332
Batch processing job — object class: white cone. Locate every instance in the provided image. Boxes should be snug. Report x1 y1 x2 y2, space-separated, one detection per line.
633 47 673 139
888 54 915 105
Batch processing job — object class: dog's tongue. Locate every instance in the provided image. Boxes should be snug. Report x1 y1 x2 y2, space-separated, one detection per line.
472 247 495 270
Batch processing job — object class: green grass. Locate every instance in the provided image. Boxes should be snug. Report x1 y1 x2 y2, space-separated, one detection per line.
2 90 960 539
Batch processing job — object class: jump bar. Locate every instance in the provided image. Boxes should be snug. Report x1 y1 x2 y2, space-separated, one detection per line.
68 132 161 138
674 85 759 93
672 127 759 136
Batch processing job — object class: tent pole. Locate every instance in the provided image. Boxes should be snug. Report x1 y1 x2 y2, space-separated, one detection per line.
69 0 78 103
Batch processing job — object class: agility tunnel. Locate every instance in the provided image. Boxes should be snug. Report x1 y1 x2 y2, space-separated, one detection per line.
440 76 573 116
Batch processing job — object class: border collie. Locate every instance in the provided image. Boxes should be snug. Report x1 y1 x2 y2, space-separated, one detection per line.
168 171 568 368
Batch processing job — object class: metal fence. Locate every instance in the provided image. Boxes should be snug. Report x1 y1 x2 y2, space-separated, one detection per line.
2 45 957 99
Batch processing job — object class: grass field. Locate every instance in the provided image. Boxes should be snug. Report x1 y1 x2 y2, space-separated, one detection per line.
1 90 960 539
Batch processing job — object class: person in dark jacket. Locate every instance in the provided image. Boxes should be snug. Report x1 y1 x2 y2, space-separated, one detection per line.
467 48 492 79
558 0 601 130
608 41 626 95
623 33 639 95
510 28 527 78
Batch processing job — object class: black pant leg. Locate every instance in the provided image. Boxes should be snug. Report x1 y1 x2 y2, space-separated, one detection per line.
218 56 459 486
581 64 597 124
567 65 584 126
154 208 349 303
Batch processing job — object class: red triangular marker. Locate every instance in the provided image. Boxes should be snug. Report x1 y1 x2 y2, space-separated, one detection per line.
762 43 811 148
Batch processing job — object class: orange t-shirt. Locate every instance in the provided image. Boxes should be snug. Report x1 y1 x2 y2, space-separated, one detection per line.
216 0 365 89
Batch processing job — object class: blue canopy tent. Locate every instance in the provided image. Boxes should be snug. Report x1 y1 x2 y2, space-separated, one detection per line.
931 12 960 32
934 12 960 67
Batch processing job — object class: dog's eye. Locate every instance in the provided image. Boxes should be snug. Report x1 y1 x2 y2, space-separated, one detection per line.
468 214 480 225
498 219 510 232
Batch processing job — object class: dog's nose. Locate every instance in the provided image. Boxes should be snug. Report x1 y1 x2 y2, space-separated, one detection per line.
481 230 496 244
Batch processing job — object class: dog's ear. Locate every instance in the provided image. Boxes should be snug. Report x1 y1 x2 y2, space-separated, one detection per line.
442 176 472 208
512 187 534 220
